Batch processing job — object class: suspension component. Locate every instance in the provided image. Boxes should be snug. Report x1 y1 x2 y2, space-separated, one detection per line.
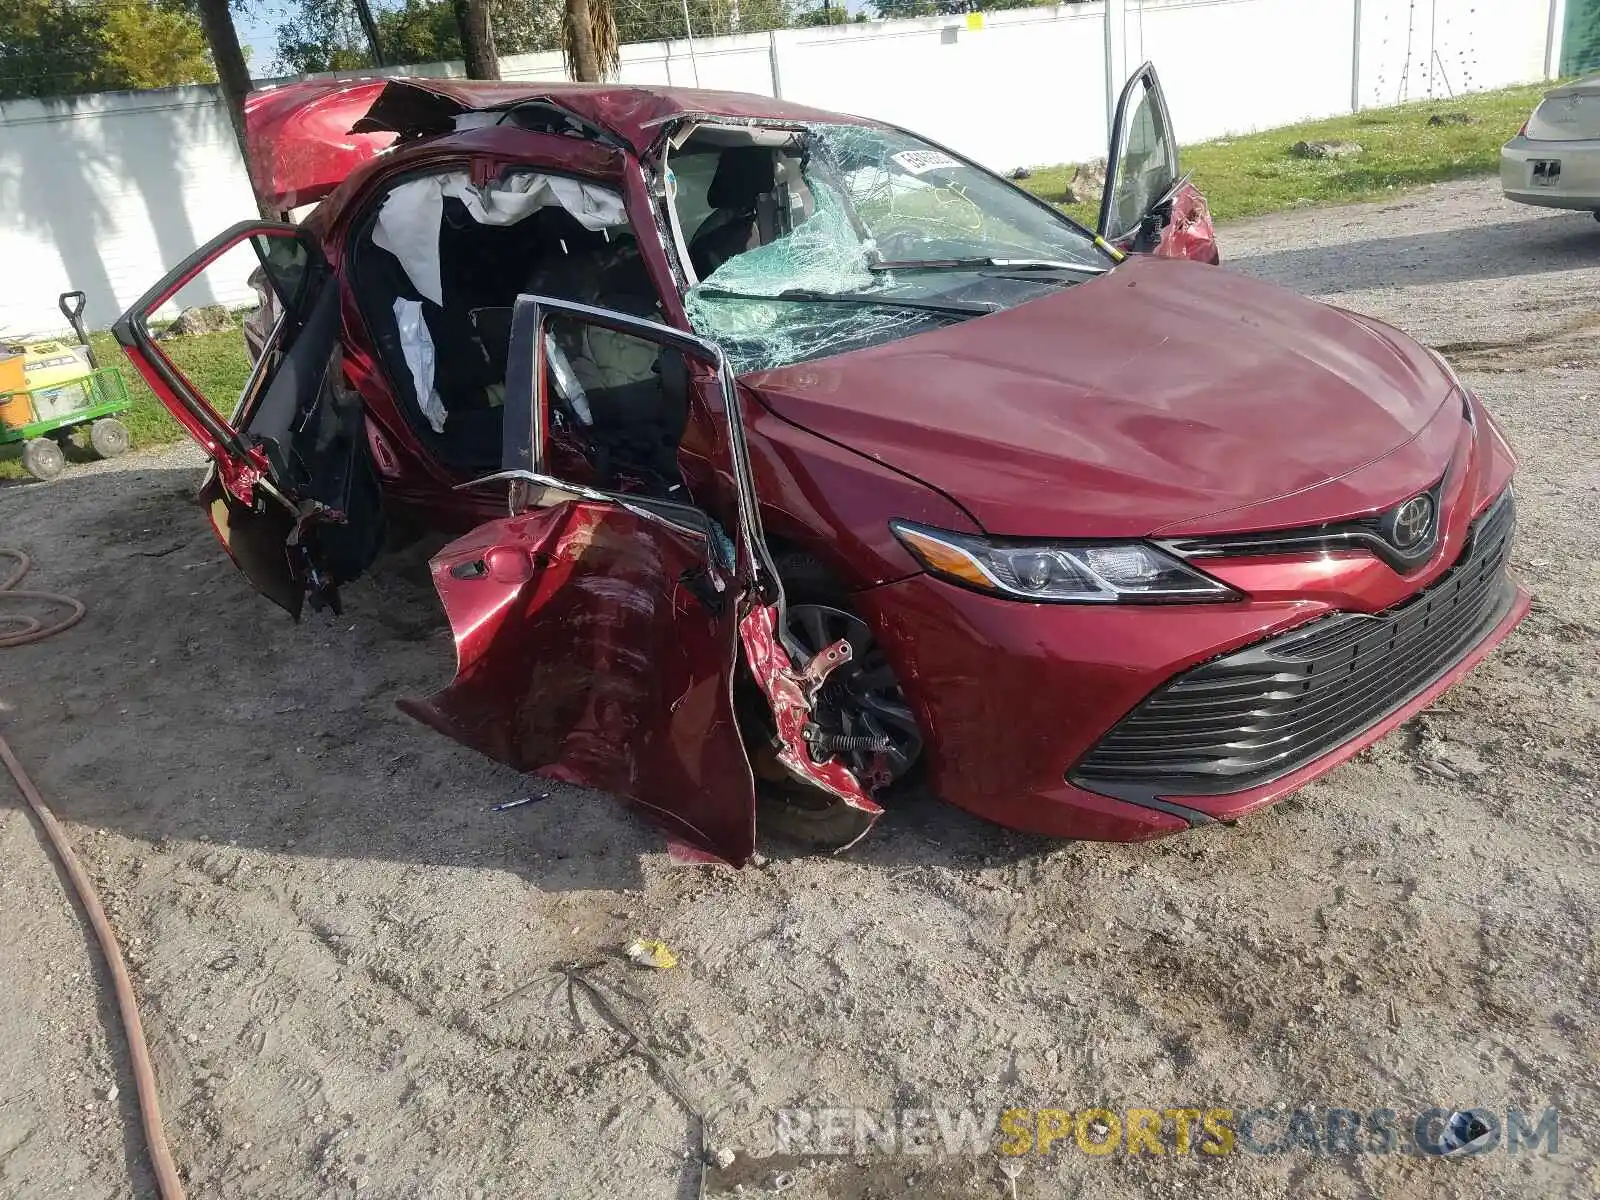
804 727 894 755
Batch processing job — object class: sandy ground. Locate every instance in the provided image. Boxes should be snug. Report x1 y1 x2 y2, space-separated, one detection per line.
1 177 1597 1200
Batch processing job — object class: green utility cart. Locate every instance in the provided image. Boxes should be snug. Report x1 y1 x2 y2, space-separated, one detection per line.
0 292 133 481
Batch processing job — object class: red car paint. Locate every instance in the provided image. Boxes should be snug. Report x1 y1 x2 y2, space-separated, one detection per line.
397 500 763 860
744 255 1449 540
115 77 1527 861
255 76 865 164
852 437 1521 840
1149 180 1218 264
398 496 883 862
736 604 884 823
245 81 396 212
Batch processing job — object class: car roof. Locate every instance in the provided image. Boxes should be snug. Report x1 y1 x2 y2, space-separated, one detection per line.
382 79 870 148
246 77 873 213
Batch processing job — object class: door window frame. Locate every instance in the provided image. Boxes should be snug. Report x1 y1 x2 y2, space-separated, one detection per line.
475 292 784 603
644 118 1120 300
432 292 884 852
1098 62 1182 244
112 220 322 472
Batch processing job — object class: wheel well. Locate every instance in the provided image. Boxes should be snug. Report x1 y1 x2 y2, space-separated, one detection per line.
764 534 858 602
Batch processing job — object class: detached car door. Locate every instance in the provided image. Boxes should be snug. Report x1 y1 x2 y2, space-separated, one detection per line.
1099 63 1220 264
399 296 880 864
114 221 383 617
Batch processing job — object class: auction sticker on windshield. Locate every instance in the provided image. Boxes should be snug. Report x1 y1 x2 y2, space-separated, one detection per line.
892 149 961 175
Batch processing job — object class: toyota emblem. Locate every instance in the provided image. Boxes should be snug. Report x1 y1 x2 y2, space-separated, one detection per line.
1389 494 1435 550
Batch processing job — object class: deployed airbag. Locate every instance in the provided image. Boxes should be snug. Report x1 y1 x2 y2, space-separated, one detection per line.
373 170 627 306
393 297 447 433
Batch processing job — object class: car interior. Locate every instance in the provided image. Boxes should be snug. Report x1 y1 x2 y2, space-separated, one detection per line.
349 166 680 484
668 126 814 284
348 141 814 499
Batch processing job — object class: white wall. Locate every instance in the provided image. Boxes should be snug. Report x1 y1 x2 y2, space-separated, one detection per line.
1134 0 1358 144
1358 0 1551 109
777 7 1111 172
0 87 261 339
0 0 1561 337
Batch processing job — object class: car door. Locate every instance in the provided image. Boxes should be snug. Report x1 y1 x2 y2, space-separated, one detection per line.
1098 63 1219 264
113 221 384 617
398 295 880 864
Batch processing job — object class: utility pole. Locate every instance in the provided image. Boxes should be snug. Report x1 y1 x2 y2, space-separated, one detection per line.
1350 0 1363 112
680 0 701 84
1544 0 1568 79
1104 0 1127 139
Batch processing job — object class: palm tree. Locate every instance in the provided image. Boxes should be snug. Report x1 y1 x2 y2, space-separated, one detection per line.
563 0 619 82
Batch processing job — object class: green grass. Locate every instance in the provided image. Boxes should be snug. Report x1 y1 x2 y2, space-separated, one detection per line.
0 329 252 481
1025 81 1549 225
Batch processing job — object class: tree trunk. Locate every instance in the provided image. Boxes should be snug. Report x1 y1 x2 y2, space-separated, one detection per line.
352 0 387 66
195 0 249 162
565 0 601 82
194 0 267 216
452 0 501 79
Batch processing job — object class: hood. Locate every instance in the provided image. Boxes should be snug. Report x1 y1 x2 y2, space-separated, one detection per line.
744 256 1455 539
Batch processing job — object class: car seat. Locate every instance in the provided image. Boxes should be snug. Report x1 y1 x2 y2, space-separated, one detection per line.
688 147 783 279
516 227 686 496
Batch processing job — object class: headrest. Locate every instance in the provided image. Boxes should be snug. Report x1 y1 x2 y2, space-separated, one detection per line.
706 147 777 211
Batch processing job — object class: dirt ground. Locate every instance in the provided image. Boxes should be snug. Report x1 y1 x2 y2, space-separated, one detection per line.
2 177 1597 1200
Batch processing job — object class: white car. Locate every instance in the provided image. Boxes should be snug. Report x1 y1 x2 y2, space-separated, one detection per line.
1501 74 1600 218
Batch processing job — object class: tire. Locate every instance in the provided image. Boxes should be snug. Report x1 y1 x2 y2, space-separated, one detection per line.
20 437 65 481
757 778 881 850
751 553 925 850
89 417 130 459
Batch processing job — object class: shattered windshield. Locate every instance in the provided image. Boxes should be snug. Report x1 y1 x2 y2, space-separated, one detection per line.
677 123 1108 374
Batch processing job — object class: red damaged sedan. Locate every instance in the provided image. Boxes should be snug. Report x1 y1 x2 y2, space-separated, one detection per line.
114 69 1528 863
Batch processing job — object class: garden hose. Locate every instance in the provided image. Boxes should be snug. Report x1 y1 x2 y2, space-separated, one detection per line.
0 548 84 647
0 547 185 1199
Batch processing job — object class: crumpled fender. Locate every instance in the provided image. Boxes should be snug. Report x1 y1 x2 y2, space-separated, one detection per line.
1158 179 1220 265
738 603 883 846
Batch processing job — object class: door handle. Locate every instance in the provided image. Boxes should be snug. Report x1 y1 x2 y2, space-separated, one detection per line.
448 548 550 583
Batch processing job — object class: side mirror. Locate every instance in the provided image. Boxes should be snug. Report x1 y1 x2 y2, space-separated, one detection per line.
1135 203 1171 253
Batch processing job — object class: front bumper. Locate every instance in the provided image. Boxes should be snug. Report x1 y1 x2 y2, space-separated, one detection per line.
1074 489 1519 803
1501 135 1600 210
855 484 1528 843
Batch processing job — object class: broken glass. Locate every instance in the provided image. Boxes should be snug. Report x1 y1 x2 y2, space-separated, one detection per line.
680 123 1108 375
683 184 951 373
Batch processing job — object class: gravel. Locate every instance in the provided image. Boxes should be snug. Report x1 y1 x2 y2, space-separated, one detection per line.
1 178 1596 1199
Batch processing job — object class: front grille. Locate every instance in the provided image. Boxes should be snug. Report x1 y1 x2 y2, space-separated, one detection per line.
1160 475 1446 573
1072 490 1517 797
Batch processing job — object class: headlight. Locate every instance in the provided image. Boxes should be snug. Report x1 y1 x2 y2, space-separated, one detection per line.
890 521 1239 603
